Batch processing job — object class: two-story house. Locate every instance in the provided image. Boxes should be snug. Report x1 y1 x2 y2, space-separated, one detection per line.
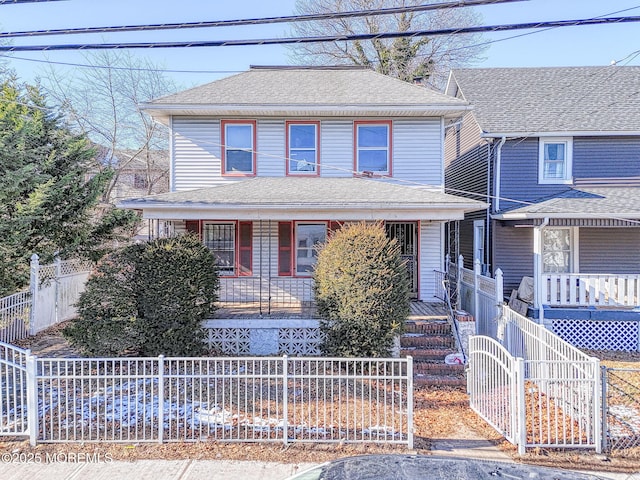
118 66 486 351
444 66 640 350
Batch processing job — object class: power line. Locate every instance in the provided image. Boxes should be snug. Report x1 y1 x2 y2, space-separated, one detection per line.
1 16 639 52
0 0 65 4
0 0 526 39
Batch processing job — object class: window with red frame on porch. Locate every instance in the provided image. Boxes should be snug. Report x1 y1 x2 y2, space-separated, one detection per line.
278 221 341 276
187 221 252 276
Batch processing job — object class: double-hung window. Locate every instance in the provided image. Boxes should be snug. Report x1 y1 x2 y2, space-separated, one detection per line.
222 120 256 175
278 222 328 276
539 137 572 184
202 221 252 276
355 121 392 174
542 227 575 273
287 121 319 175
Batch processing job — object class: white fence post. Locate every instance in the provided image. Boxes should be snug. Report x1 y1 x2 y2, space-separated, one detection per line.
406 356 414 450
457 255 463 311
592 357 603 454
514 357 526 455
445 253 450 274
157 355 164 444
54 255 61 325
282 355 288 446
474 259 481 322
28 254 39 336
26 352 38 446
495 268 504 324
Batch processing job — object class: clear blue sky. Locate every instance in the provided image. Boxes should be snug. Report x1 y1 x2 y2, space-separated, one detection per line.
1 0 639 89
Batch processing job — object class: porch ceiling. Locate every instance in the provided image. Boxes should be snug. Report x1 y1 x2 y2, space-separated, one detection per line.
118 177 487 221
494 186 640 221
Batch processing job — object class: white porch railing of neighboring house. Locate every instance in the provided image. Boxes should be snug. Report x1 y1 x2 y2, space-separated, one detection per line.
0 255 93 344
468 306 601 455
542 273 640 308
0 341 414 449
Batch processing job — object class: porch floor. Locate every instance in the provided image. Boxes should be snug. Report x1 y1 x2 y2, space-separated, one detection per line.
214 300 449 321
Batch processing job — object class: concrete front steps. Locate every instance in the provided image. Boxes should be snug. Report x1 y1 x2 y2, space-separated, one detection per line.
401 320 466 388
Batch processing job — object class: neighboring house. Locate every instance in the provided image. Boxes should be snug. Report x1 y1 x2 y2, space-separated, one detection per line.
444 66 640 337
118 65 486 319
91 148 170 238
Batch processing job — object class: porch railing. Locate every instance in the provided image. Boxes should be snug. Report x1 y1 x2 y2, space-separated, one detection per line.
218 277 315 314
542 274 640 307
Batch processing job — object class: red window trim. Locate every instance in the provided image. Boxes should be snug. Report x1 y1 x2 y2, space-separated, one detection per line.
280 221 333 277
353 120 393 177
285 120 321 177
199 220 253 277
221 120 257 177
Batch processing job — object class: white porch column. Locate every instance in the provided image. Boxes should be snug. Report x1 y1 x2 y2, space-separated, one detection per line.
533 218 549 324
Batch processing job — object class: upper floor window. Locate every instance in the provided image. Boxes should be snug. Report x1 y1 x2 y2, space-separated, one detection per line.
539 137 572 184
222 120 256 175
133 173 148 190
287 121 319 175
354 121 392 175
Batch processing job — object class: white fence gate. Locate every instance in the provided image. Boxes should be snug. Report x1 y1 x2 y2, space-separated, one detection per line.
0 342 32 438
0 255 92 344
468 306 601 454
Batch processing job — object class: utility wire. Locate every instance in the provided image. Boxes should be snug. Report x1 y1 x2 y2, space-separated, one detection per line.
0 0 65 4
1 16 639 52
0 0 526 38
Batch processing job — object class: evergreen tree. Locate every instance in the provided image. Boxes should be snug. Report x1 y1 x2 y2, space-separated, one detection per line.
0 78 135 296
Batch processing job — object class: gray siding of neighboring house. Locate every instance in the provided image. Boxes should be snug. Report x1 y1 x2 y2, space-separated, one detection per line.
444 112 491 269
498 138 570 212
492 221 533 293
498 137 640 211
573 136 640 179
579 228 640 273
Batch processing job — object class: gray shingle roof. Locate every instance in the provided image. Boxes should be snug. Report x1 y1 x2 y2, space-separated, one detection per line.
449 66 640 134
496 186 640 219
146 66 468 109
120 177 485 209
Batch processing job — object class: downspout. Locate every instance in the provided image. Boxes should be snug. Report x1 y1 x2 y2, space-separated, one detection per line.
493 136 506 213
533 217 550 325
485 140 491 271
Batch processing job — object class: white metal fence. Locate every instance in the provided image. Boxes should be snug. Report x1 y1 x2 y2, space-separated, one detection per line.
468 306 601 455
451 256 503 337
0 255 92 344
0 342 413 448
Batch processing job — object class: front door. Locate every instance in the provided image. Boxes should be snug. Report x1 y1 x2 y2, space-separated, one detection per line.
386 222 418 298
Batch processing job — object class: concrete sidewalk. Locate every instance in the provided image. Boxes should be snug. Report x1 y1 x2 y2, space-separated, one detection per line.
0 456 638 480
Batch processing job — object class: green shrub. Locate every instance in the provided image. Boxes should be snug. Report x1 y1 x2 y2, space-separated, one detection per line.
313 222 410 357
64 234 219 356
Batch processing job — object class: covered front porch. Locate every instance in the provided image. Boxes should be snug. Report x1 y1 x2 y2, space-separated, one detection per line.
494 185 640 328
121 177 486 305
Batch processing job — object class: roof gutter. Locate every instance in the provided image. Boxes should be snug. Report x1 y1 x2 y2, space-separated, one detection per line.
481 131 640 138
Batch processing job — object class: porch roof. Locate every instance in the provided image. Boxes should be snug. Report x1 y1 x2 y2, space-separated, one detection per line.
118 177 487 221
494 186 640 220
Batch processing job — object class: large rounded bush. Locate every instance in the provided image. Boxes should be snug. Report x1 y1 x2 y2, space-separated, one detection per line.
313 222 410 357
64 234 219 356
